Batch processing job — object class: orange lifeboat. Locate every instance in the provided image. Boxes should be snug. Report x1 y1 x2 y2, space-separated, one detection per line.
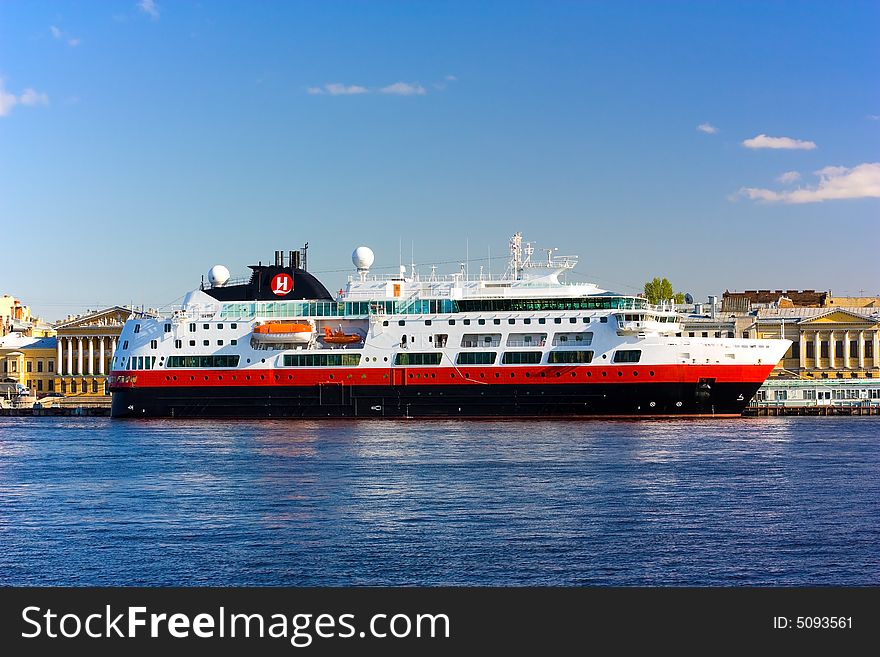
252 322 314 344
322 326 362 345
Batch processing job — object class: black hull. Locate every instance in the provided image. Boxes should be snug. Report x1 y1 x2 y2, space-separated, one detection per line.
111 382 761 418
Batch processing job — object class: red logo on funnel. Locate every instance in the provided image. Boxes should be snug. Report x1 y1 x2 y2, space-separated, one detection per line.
271 273 293 296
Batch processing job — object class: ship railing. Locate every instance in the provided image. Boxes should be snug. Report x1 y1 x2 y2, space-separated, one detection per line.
505 339 545 347
461 340 501 348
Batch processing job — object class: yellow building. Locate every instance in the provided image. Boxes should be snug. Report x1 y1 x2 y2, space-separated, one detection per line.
54 307 138 399
748 308 880 379
0 334 58 396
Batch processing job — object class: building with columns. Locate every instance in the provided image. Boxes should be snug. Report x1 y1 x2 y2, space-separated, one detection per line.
745 308 880 379
54 306 152 398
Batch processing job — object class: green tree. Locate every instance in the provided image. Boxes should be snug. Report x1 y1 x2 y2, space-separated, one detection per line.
643 277 685 305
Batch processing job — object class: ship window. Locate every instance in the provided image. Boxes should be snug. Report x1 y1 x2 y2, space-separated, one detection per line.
524 319 531 325
203 324 210 330
425 320 432 326
539 318 546 324
554 318 562 324
463 319 471 325
552 332 593 346
175 340 182 349
493 319 501 325
702 332 708 338
217 340 224 346
122 341 129 349
448 320 456 325
508 319 515 325
457 352 496 365
164 324 171 333
612 350 641 363
394 352 443 366
189 323 196 332
189 340 196 346
282 353 360 367
478 319 486 325
134 324 141 334
167 355 241 368
231 340 237 346
399 320 406 326
231 323 237 329
217 324 223 330
501 351 542 365
570 318 577 323
600 317 608 323
435 334 448 348
150 340 158 349
583 318 590 323
548 350 594 364
203 340 210 346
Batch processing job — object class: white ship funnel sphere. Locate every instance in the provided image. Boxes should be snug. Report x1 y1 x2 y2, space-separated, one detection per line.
208 264 231 286
352 246 375 270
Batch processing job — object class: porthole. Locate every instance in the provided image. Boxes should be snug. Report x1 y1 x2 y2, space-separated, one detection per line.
649 371 655 377
602 371 607 377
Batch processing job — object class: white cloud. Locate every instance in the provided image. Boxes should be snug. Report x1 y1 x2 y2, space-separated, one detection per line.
868 114 880 121
776 171 801 184
697 122 718 134
50 25 80 46
739 162 880 203
742 134 817 150
307 83 368 95
380 81 426 96
20 88 49 106
138 0 160 19
0 81 48 117
445 74 457 82
0 85 16 117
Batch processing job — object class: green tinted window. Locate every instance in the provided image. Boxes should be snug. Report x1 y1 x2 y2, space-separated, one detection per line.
282 354 361 367
166 355 240 368
501 351 542 365
456 352 496 365
394 352 443 366
548 350 594 364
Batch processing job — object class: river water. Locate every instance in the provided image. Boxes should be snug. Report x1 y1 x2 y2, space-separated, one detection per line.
0 416 877 585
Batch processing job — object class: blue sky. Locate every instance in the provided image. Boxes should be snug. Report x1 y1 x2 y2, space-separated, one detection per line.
1 1 878 321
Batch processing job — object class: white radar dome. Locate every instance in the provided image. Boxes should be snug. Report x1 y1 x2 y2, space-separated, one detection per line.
208 264 231 287
352 246 375 271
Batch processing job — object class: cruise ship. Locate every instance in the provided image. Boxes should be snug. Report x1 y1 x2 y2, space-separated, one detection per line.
109 234 789 418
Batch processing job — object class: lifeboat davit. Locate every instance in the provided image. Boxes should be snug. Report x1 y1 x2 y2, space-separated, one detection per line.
322 326 362 345
252 322 314 345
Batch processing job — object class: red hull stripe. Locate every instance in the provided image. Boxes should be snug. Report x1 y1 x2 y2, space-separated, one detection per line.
109 364 775 389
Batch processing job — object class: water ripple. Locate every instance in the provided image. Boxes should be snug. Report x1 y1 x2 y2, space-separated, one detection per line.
0 417 877 585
